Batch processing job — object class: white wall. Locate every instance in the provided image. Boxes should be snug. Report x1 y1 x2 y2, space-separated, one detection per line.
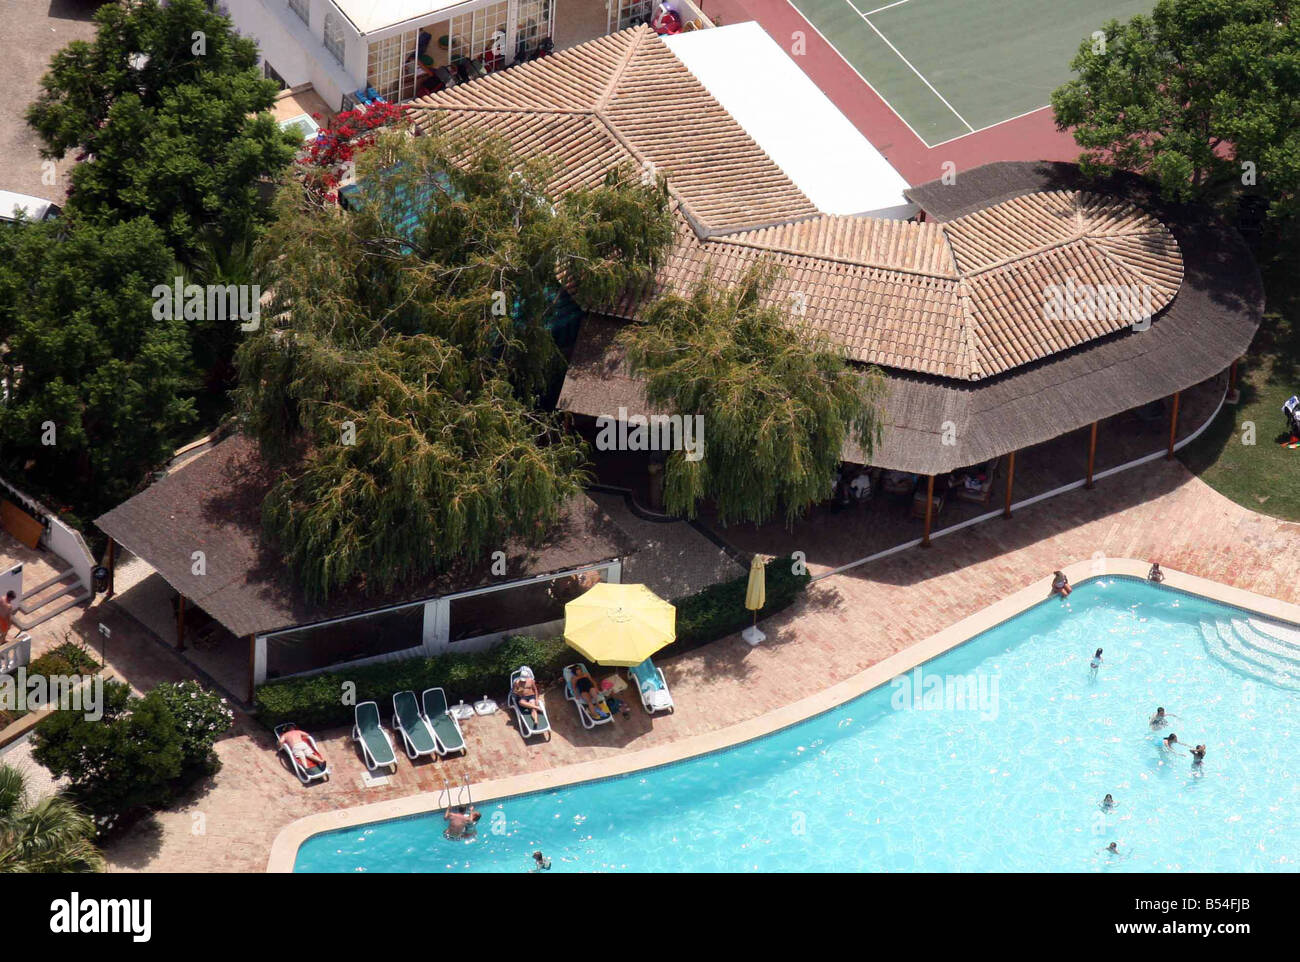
226 0 363 109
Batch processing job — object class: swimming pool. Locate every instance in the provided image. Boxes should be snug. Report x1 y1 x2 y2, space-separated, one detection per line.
294 577 1300 872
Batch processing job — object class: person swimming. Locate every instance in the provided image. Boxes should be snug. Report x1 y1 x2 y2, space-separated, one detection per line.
1149 707 1178 729
1162 732 1182 753
1090 648 1103 676
1100 793 1116 811
532 850 551 871
1190 744 1207 765
1103 841 1120 856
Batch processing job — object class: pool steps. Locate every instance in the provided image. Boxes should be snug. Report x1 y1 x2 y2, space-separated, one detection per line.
1200 617 1300 691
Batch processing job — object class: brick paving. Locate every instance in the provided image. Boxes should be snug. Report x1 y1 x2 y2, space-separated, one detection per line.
49 461 1292 872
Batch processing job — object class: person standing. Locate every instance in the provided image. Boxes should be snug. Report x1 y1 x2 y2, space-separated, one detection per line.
0 590 16 643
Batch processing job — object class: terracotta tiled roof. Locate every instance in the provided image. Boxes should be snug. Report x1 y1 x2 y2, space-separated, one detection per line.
409 28 1184 381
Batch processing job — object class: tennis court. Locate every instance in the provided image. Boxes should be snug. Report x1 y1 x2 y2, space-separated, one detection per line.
785 0 1154 147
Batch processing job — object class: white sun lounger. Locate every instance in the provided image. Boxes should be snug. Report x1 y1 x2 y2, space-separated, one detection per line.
353 700 398 772
507 667 551 740
563 663 614 729
392 690 438 760
274 722 330 784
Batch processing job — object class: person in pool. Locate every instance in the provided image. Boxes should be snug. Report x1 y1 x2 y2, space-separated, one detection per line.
1052 571 1072 598
1162 732 1182 753
532 850 551 871
1090 648 1103 677
444 805 481 839
1190 744 1207 766
1104 842 1120 856
1101 793 1116 811
1149 707 1178 729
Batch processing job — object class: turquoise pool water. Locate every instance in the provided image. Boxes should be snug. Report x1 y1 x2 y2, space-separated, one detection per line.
294 578 1300 872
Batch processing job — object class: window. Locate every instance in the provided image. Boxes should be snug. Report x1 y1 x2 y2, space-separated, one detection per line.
610 0 653 32
263 603 425 679
366 30 418 102
448 0 510 65
515 0 554 59
323 7 346 65
288 0 309 26
263 60 288 90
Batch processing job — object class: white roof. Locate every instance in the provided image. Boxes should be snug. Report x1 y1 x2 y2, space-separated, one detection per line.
664 22 915 219
333 0 477 36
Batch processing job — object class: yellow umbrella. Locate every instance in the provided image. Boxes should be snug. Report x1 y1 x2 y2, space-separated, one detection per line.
743 555 766 645
563 582 676 667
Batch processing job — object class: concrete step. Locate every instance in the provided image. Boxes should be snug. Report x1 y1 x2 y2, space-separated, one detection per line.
17 571 79 612
12 586 90 630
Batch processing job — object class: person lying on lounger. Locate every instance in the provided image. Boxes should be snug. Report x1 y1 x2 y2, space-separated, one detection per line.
278 726 326 769
570 666 609 718
513 673 543 725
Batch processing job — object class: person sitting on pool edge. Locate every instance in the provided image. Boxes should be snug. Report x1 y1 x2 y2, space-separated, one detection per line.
1052 571 1072 597
513 668 544 726
570 665 609 718
444 805 481 839
1148 562 1165 583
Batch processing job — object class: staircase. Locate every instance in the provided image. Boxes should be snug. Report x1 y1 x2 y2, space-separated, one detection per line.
12 566 91 631
1198 615 1300 691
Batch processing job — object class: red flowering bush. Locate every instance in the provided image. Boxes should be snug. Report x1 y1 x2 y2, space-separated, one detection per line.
298 100 409 202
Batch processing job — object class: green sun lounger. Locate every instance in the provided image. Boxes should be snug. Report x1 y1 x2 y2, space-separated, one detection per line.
353 700 398 772
392 690 438 759
422 687 467 756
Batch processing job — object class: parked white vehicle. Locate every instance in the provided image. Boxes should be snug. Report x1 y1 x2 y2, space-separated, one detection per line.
0 190 61 223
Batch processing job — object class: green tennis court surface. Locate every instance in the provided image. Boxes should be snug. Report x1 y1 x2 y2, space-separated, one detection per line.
788 0 1155 146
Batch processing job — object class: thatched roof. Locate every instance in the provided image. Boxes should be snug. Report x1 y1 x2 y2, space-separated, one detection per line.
95 435 635 637
560 162 1262 475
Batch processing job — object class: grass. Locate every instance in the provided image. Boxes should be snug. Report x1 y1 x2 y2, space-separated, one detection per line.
1179 238 1300 522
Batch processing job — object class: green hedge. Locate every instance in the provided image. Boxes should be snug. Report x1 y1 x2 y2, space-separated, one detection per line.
254 557 810 729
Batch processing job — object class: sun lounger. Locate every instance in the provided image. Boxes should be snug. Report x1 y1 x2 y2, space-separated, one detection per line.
507 667 551 740
392 690 438 759
353 700 398 772
422 687 467 756
628 658 674 714
563 663 614 729
274 722 330 784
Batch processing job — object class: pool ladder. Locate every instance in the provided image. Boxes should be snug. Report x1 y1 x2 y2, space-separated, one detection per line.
438 773 473 810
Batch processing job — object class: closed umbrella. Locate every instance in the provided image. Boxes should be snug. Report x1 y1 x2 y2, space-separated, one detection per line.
743 555 766 646
563 582 676 667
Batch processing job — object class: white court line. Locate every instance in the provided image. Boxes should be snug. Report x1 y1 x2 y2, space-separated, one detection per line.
925 103 1054 148
846 0 975 133
863 0 914 15
781 0 939 148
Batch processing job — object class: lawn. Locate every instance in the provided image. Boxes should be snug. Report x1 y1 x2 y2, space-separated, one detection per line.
1179 240 1300 522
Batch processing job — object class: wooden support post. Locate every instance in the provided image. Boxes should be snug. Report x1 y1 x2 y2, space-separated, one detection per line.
176 594 186 651
1227 360 1240 404
247 634 257 704
920 474 935 548
1085 421 1098 490
105 538 116 598
1166 391 1181 460
1003 450 1016 519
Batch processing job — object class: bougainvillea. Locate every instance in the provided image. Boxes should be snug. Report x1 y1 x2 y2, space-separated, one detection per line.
298 100 409 202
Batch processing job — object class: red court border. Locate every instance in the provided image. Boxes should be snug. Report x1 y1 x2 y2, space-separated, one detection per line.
700 0 1083 187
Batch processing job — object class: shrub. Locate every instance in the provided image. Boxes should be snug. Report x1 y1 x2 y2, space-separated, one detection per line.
28 639 101 680
673 558 809 649
253 559 811 730
32 681 184 831
254 634 572 729
148 681 234 779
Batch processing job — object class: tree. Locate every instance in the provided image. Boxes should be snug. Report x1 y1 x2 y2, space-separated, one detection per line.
0 764 104 873
26 0 297 259
236 128 675 601
0 218 196 519
149 681 234 781
1051 0 1300 216
32 681 185 829
619 263 886 526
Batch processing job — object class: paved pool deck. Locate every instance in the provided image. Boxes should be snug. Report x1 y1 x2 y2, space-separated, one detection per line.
59 458 1297 872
